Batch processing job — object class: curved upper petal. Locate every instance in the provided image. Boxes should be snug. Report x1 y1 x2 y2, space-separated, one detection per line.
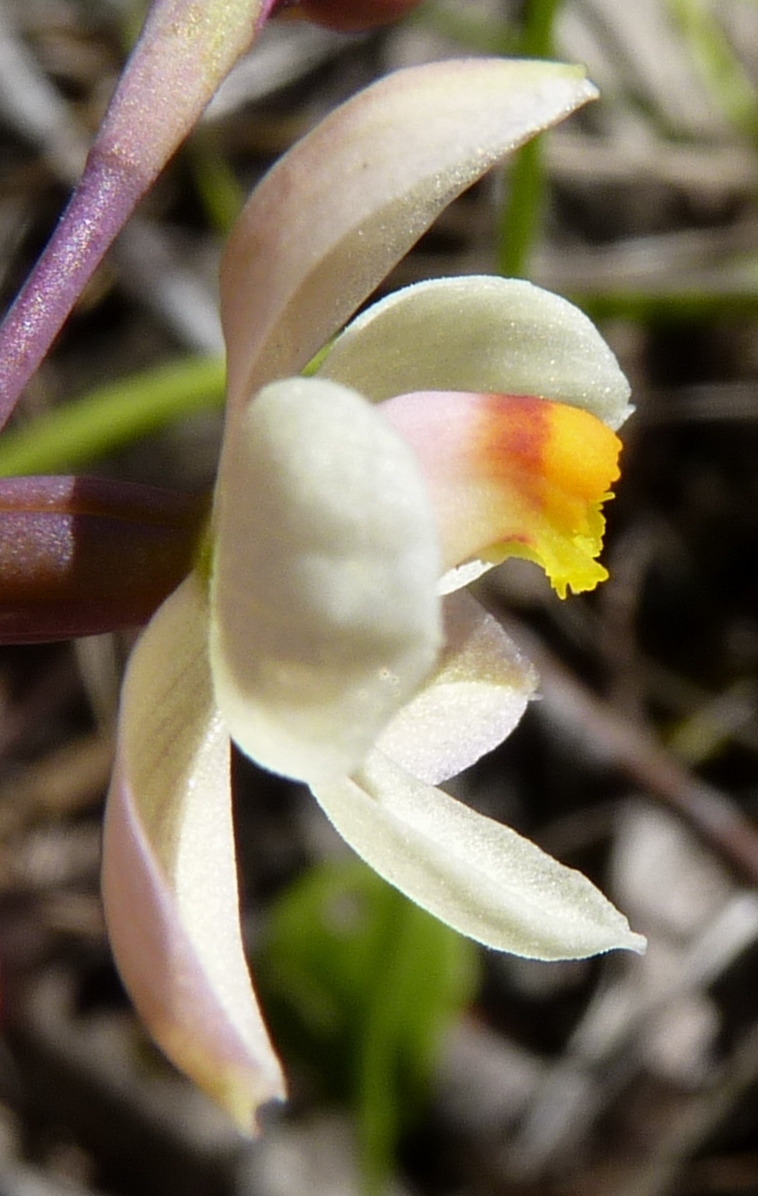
318 276 632 430
377 590 537 785
210 377 441 784
219 59 598 414
102 574 285 1131
311 751 646 961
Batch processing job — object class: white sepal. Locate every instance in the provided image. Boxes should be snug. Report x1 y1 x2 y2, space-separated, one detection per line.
312 750 646 961
102 575 285 1131
377 590 537 784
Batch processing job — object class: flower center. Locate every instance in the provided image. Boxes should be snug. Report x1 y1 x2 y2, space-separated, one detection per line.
380 390 622 598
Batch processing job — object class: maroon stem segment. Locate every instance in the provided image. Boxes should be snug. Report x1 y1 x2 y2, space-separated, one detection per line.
0 475 208 642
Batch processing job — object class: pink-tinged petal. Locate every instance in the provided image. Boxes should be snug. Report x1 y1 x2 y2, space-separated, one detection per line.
210 377 441 784
377 591 537 785
317 277 632 431
311 751 646 960
220 58 598 413
381 390 622 598
102 575 285 1131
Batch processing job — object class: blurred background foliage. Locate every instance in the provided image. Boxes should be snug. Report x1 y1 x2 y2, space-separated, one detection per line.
3 1 758 1194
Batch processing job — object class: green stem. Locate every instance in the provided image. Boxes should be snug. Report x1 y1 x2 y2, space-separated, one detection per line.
356 894 423 1196
497 0 563 277
518 0 561 57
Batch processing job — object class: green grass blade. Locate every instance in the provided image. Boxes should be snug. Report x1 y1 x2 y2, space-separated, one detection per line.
665 0 758 138
0 356 225 476
497 0 563 277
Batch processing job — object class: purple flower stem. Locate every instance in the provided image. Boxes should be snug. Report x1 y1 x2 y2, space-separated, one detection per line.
0 149 143 433
0 0 280 432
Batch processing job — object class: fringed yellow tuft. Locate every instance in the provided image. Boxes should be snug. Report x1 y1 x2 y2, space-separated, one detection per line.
474 395 621 597
380 389 622 597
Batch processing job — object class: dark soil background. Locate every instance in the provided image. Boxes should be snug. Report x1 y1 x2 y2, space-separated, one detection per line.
3 1 758 1193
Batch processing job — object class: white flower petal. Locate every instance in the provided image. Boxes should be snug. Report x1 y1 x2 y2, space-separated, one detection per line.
311 751 646 960
438 559 493 594
102 575 285 1130
220 58 598 413
210 377 441 784
319 277 632 430
377 590 537 784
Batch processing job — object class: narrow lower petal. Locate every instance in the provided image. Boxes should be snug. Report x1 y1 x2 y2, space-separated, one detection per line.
210 377 441 784
318 277 632 431
220 59 598 411
102 575 285 1131
311 752 646 961
377 591 537 785
381 390 622 598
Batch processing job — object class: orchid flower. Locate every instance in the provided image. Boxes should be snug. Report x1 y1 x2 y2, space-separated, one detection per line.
101 58 644 1133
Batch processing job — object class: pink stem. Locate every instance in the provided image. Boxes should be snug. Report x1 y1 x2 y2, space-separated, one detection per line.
0 149 141 430
0 0 278 431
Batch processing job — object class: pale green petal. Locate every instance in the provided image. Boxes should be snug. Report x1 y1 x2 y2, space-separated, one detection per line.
318 276 632 430
102 575 285 1131
210 377 441 784
377 591 537 785
311 751 646 960
220 58 598 414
